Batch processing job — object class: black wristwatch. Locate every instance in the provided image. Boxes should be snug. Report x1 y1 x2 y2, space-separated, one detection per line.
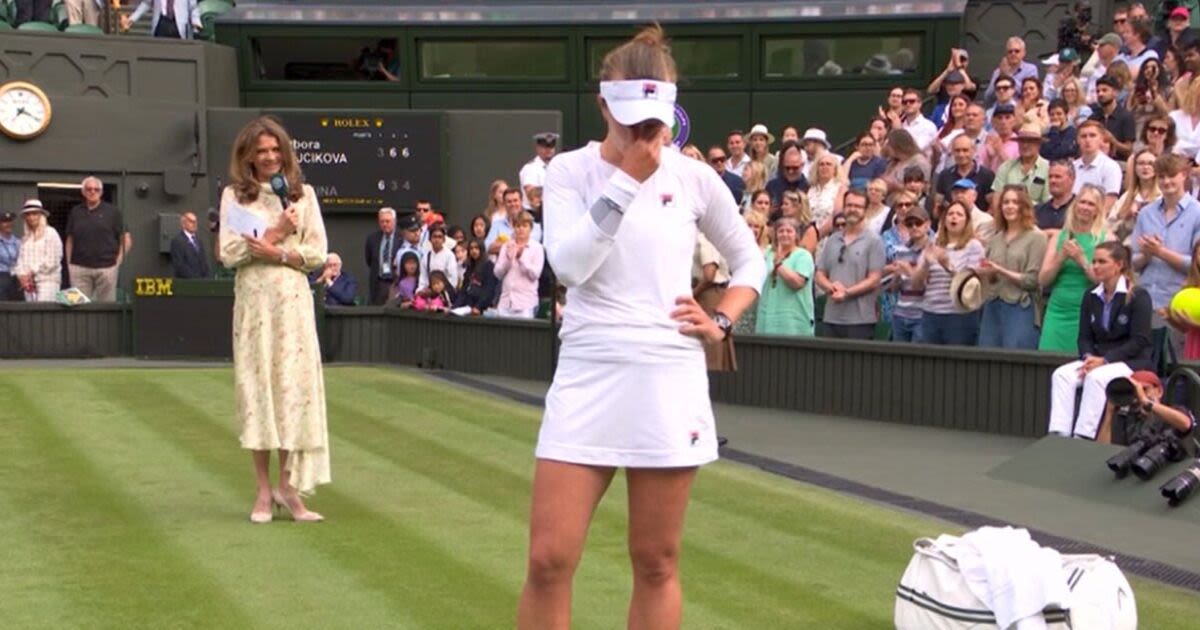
713 311 733 340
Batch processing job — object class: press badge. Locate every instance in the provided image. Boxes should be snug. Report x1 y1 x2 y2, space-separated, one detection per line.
382 261 392 276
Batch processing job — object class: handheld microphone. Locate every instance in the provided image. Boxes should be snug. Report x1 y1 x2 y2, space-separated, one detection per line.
269 174 290 209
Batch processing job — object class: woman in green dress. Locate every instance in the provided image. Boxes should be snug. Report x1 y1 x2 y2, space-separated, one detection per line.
1037 184 1107 351
756 217 815 336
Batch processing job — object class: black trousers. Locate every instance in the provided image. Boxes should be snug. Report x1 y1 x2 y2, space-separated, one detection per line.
370 277 393 305
15 0 51 24
0 273 24 301
154 16 182 38
822 322 876 340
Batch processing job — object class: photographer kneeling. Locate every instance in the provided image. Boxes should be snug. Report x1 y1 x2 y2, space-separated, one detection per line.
1097 371 1195 445
1048 243 1155 439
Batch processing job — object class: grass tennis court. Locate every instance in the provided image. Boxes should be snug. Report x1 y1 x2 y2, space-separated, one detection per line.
2 365 1199 629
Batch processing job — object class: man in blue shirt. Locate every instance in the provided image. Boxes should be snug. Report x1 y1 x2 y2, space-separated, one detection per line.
1131 154 1200 363
0 211 21 301
984 37 1039 105
487 188 542 256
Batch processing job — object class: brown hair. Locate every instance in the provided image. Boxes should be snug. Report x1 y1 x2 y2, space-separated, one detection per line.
1096 241 1136 288
599 24 678 83
937 202 975 249
228 116 304 205
1156 152 1190 177
513 211 536 227
993 185 1036 233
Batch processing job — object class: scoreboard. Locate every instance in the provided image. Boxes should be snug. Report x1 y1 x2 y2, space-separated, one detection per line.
273 111 443 211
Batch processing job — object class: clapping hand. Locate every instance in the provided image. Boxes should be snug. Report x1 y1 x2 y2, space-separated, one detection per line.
1061 238 1084 263
1138 235 1163 258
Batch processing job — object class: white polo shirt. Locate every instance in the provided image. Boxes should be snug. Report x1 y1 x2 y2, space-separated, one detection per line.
519 156 549 209
903 114 939 154
1072 152 1123 196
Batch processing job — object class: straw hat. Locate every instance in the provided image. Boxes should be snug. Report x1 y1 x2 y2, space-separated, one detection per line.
951 270 983 312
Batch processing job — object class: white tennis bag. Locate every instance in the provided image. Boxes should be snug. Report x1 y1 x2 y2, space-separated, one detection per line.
895 535 1138 629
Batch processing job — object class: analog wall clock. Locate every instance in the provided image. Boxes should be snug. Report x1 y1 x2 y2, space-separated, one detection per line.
0 81 53 141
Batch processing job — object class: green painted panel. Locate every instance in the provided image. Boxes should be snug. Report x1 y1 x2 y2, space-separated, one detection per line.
242 91 412 109
412 91 576 147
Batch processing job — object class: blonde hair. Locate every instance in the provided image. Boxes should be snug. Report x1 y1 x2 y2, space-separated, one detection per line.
781 190 812 225
812 153 844 186
22 211 47 240
937 202 975 249
599 24 677 83
1064 184 1107 239
486 179 508 217
742 160 767 193
513 211 536 227
745 210 771 249
228 116 304 206
681 144 704 161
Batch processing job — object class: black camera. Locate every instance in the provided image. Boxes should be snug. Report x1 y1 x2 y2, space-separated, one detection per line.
1160 461 1200 506
1058 1 1096 51
1106 376 1139 409
1106 420 1187 480
207 207 220 234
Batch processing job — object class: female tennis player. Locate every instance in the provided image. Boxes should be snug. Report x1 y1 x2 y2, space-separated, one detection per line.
518 25 766 630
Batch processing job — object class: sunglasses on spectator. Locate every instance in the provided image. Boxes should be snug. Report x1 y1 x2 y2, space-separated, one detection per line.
902 99 919 105
1114 17 1127 24
1147 126 1169 135
903 218 926 228
710 155 726 163
834 221 847 231
783 166 802 172
895 201 915 208
996 84 1014 91
1007 49 1022 54
83 186 101 192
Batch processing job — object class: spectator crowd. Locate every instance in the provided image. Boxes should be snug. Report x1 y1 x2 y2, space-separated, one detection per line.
659 2 1200 373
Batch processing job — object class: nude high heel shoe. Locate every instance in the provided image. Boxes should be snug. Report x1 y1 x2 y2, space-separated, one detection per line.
272 489 324 522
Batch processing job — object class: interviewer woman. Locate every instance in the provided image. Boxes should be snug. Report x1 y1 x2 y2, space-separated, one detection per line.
1047 242 1153 439
219 116 330 523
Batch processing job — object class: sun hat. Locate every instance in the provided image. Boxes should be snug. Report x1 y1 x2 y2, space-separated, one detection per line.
801 128 830 149
532 132 559 146
747 123 775 145
951 269 983 311
21 199 48 215
599 79 676 127
1016 123 1045 142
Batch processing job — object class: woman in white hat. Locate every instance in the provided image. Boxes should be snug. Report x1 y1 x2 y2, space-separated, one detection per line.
522 24 765 628
12 200 62 302
747 123 778 177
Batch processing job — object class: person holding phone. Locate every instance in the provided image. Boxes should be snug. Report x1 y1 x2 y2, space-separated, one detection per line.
520 25 765 629
927 48 977 129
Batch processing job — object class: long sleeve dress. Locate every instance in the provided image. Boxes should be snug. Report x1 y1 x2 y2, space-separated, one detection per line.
218 183 330 494
13 227 63 302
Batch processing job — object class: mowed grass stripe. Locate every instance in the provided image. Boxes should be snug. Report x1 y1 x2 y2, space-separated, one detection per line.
123 371 521 628
328 370 885 626
30 376 406 630
206 369 664 627
0 379 257 629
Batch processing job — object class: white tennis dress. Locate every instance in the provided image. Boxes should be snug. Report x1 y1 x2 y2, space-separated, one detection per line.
540 143 766 467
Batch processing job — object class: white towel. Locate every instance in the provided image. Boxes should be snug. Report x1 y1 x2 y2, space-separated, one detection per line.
954 527 1071 630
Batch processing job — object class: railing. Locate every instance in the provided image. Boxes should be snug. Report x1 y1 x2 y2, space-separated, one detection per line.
8 301 1194 439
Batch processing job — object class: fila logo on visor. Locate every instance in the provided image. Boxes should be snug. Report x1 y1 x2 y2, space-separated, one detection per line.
643 82 658 97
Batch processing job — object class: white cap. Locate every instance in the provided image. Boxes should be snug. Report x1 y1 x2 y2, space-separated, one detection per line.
801 128 830 149
599 80 676 127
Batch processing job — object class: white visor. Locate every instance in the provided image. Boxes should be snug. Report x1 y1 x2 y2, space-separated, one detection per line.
600 80 676 127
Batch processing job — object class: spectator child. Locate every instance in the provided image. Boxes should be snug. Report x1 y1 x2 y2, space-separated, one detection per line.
391 251 420 307
455 239 498 315
493 211 544 318
414 270 454 312
453 242 468 289
1111 149 1161 245
886 202 932 342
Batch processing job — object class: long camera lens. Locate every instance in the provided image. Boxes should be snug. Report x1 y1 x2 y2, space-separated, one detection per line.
1107 438 1149 479
1161 463 1200 507
1133 441 1175 481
